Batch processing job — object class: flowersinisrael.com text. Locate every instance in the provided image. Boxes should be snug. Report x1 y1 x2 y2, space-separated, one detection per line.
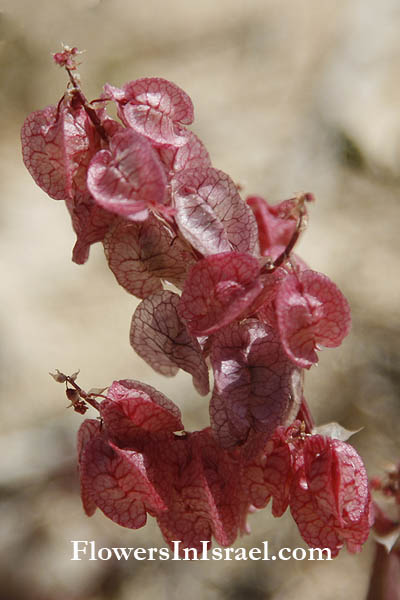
71 540 332 561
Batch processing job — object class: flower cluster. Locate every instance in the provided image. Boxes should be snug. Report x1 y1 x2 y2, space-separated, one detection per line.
22 47 372 557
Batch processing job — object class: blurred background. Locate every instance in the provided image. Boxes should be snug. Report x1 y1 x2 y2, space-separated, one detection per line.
1 0 399 598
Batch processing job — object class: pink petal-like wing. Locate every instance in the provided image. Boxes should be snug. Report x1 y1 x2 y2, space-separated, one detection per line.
66 192 117 264
79 434 165 529
192 428 251 546
77 419 102 516
158 131 211 177
21 100 101 200
87 128 167 219
255 268 288 326
290 469 344 557
276 270 351 368
290 437 372 556
130 291 209 395
21 105 67 199
338 493 373 554
209 388 239 449
105 78 194 147
172 167 259 256
244 423 303 518
290 465 371 556
144 429 249 552
300 270 351 348
210 319 302 446
178 252 263 336
101 379 183 446
304 436 369 527
103 215 196 299
247 195 298 260
146 433 216 552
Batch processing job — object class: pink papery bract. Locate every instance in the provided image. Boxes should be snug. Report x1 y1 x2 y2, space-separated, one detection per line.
147 428 250 553
247 195 298 261
193 430 251 542
104 78 194 147
304 436 370 528
21 100 101 200
208 389 239 450
252 268 289 326
100 379 184 447
275 270 351 368
172 167 259 257
78 423 166 529
87 128 167 220
157 131 211 178
130 291 209 395
103 214 196 299
77 419 101 515
210 319 302 447
178 252 263 336
290 435 372 556
66 192 117 264
79 414 250 553
244 421 302 517
290 470 344 557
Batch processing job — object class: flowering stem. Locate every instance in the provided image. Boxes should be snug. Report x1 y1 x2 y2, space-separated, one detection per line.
66 67 108 142
64 374 101 412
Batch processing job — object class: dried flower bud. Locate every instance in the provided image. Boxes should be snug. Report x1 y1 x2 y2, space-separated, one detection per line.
66 388 80 403
49 370 67 383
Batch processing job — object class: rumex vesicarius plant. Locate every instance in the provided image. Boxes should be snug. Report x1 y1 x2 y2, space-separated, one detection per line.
21 46 373 557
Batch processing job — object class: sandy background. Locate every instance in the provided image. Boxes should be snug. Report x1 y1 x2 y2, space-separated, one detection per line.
1 1 399 598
